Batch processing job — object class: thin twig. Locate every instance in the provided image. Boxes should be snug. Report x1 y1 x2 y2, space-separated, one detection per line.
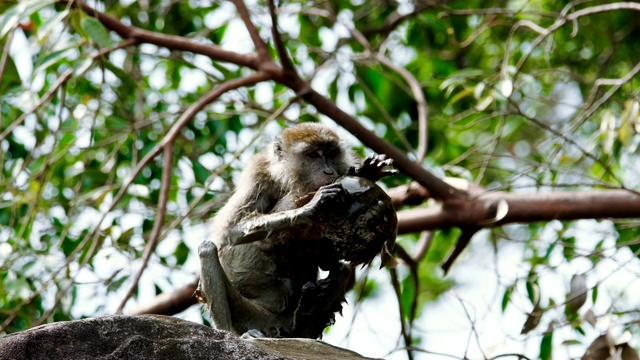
411 231 434 263
515 2 640 75
453 292 489 360
267 0 296 73
389 268 414 360
116 144 174 314
230 0 270 60
0 38 136 142
344 19 429 162
439 8 559 18
0 29 15 90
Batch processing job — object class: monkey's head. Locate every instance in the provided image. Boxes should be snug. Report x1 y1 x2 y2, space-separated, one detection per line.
270 123 353 192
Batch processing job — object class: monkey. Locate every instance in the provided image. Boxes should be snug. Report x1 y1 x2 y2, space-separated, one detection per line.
197 123 396 339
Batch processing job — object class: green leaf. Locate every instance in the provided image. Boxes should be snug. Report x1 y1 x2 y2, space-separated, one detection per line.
526 280 539 306
359 277 378 300
33 44 79 76
70 9 89 40
540 332 553 360
37 8 69 42
104 61 139 90
400 273 416 321
174 241 190 266
0 54 21 92
192 160 210 185
82 17 111 48
566 274 587 313
0 0 56 38
501 285 513 313
563 236 576 260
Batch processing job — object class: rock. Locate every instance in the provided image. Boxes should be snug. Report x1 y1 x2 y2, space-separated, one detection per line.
0 315 379 360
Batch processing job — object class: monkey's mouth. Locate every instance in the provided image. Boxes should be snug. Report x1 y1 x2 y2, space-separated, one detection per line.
325 175 340 186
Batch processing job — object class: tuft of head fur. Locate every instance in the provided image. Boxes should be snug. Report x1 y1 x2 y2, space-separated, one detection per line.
279 123 341 152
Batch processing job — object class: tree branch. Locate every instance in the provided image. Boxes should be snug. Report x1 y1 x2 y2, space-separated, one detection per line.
268 0 296 74
299 87 463 201
63 0 462 203
230 0 270 60
116 144 174 314
60 0 260 69
126 279 199 316
131 186 640 317
397 189 640 233
360 3 436 39
347 25 429 162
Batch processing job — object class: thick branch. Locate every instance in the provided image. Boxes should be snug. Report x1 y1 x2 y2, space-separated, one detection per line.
63 0 461 203
126 279 199 316
397 189 640 233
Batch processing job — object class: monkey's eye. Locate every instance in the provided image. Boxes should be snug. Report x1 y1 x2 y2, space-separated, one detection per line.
307 150 321 159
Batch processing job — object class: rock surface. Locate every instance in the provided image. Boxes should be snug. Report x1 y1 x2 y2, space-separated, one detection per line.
0 315 378 360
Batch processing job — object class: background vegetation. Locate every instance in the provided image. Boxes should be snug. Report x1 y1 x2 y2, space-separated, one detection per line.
1 0 639 359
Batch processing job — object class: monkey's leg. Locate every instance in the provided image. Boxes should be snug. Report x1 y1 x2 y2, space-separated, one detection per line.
291 263 352 339
198 241 290 336
198 241 234 331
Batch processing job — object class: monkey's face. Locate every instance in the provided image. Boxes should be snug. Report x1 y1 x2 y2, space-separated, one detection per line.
274 123 353 192
290 143 344 191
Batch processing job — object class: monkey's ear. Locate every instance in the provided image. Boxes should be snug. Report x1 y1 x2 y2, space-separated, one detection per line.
273 137 284 160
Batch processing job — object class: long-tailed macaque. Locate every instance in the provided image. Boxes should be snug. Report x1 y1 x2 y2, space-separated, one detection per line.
197 123 395 338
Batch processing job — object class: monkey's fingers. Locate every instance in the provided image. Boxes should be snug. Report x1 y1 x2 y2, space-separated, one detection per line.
307 185 343 209
379 169 399 176
371 156 397 178
364 153 386 166
379 158 394 168
318 182 344 190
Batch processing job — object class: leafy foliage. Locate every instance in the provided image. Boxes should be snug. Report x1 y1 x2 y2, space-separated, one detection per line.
1 0 639 359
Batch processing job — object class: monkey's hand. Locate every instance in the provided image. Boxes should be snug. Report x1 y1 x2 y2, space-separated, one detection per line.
299 183 343 218
349 154 398 182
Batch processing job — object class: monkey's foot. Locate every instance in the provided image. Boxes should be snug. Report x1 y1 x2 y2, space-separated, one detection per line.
292 277 346 338
194 281 207 303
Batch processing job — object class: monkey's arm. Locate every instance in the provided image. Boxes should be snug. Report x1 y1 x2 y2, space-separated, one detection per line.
229 184 342 245
349 154 398 182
